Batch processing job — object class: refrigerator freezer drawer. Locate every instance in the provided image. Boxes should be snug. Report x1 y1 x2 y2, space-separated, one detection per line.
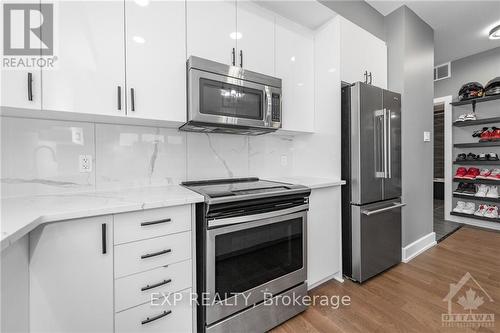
351 199 403 282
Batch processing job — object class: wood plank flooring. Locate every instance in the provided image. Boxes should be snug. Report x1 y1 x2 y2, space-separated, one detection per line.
272 227 500 333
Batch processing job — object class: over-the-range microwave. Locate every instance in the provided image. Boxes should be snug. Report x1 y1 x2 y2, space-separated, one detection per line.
180 56 282 135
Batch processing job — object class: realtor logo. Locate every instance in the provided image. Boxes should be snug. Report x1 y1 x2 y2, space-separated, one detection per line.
3 3 53 55
442 272 495 328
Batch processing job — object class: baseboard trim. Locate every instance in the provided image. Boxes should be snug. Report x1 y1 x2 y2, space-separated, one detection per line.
402 232 436 263
307 271 342 290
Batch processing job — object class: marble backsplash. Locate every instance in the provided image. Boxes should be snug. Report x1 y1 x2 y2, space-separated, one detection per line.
0 116 295 197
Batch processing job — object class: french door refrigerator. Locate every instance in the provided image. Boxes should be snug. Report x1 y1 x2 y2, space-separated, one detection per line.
341 82 404 283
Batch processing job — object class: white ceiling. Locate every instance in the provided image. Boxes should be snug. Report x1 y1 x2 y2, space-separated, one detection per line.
366 1 500 64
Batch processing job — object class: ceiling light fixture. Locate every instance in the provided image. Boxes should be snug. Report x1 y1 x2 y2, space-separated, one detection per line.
229 32 242 40
489 25 500 40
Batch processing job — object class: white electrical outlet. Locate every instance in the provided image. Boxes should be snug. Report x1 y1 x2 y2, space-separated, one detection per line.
424 131 431 142
79 155 92 173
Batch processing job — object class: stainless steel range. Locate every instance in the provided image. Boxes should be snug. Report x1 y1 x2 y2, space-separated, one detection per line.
182 178 311 333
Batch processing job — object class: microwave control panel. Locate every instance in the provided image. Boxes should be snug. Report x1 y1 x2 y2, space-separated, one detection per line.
271 93 281 122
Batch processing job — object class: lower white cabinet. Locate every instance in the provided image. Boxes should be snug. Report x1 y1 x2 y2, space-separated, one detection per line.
307 186 342 288
29 216 114 333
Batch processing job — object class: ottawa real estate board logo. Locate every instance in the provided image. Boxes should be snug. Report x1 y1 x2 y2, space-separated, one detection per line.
2 2 57 69
442 272 495 328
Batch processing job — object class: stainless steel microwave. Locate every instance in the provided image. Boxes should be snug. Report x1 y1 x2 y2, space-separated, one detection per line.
180 56 282 135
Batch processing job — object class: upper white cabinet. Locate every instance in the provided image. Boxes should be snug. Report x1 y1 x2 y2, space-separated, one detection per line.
1 70 42 110
30 216 114 333
125 0 186 122
275 17 314 133
339 16 387 88
186 0 237 66
41 1 126 116
236 2 275 76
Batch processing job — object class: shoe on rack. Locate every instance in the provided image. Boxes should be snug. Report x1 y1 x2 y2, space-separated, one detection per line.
456 153 467 161
492 127 500 141
463 167 480 179
488 152 499 161
487 169 500 180
453 182 467 194
480 128 493 142
472 127 488 137
466 153 477 161
474 204 488 216
455 114 467 122
454 167 468 178
453 201 466 213
476 169 492 179
483 206 499 219
462 202 476 214
477 153 488 161
486 186 499 199
462 183 477 196
464 113 477 121
475 184 489 197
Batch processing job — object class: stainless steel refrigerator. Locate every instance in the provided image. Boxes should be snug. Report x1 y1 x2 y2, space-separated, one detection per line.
341 82 404 283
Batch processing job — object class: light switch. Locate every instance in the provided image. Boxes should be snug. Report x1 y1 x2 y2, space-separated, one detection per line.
424 131 431 142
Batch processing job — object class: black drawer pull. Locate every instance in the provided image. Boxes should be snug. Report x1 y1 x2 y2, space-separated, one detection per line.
140 218 171 227
141 278 172 292
141 310 172 325
141 248 171 260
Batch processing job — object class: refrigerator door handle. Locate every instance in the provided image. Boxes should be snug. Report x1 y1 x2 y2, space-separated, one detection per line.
361 203 406 216
375 110 385 178
386 108 392 179
382 108 388 178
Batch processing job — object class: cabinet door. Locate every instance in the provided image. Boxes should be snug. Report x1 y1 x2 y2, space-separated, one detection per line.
235 1 274 75
275 18 314 132
41 1 125 116
364 35 387 89
125 0 186 122
30 216 113 333
186 0 237 66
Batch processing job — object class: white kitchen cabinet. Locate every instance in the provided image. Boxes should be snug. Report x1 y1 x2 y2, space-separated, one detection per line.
236 1 275 76
125 0 186 121
41 1 126 116
339 16 387 88
186 0 237 66
307 186 342 289
29 216 114 333
1 71 42 110
275 17 314 133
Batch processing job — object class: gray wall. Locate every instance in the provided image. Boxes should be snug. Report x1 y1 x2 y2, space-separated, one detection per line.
435 46 500 99
385 6 435 247
320 0 385 41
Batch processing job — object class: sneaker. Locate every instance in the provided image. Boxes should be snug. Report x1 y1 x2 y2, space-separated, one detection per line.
480 128 494 142
474 204 488 216
492 127 500 141
472 128 488 137
475 184 489 197
454 167 468 178
477 153 488 161
456 153 467 161
462 202 476 214
483 206 499 219
466 153 477 161
486 186 499 198
453 201 466 213
476 169 492 179
462 167 480 179
488 153 499 161
462 183 477 196
487 169 500 180
455 114 467 122
464 113 477 121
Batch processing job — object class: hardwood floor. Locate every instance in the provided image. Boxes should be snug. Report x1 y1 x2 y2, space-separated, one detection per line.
272 227 500 333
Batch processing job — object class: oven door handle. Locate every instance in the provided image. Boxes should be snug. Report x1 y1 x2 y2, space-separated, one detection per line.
208 204 308 228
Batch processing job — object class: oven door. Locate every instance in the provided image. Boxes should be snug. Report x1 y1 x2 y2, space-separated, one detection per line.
188 68 275 128
205 210 307 325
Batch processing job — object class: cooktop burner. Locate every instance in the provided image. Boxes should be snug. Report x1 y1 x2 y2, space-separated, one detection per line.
182 177 309 203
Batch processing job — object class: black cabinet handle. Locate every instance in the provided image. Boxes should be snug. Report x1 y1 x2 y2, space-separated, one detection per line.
27 73 33 101
141 310 171 325
232 48 235 66
101 223 107 254
130 88 135 111
117 86 122 110
141 248 171 260
140 218 171 227
369 72 373 85
239 50 243 67
364 71 368 84
141 278 172 292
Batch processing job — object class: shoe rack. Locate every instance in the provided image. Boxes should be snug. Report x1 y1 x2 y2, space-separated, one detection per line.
450 95 500 230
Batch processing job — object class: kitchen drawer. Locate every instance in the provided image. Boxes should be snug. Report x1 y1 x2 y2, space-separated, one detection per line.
115 288 193 333
115 231 191 278
114 205 191 245
115 259 192 312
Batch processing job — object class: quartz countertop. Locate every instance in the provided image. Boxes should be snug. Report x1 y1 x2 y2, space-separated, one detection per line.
1 185 204 251
269 176 346 190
